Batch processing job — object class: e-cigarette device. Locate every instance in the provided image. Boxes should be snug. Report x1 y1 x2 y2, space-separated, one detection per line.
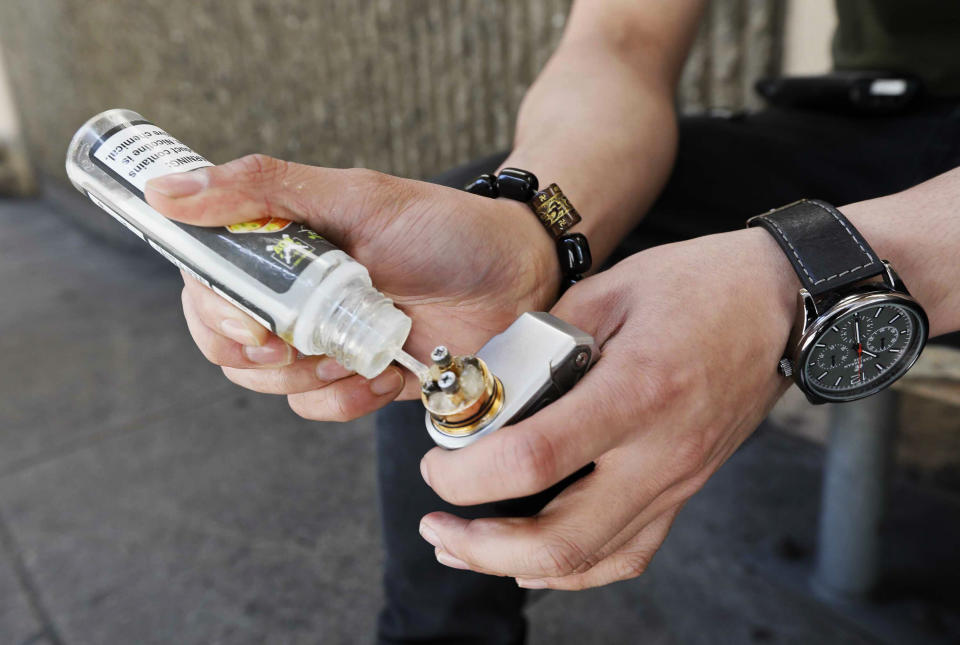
421 312 595 450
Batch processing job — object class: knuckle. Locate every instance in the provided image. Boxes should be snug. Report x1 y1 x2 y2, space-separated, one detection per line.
672 433 709 479
325 388 356 422
500 431 559 494
196 340 232 367
533 534 591 578
273 369 301 394
221 366 275 394
286 393 320 421
286 389 356 423
634 367 687 414
232 153 289 185
192 291 223 323
182 280 210 306
613 552 652 581
557 577 591 591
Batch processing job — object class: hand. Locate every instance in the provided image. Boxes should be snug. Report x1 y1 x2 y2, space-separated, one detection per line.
145 155 560 421
418 228 799 589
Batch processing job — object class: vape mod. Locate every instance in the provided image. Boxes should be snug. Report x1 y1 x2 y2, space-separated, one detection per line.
421 312 595 449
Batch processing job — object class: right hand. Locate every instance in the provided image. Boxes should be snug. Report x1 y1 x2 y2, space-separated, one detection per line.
145 154 561 422
417 227 797 589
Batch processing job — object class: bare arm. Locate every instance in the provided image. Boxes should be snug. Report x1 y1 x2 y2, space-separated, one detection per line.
503 0 707 265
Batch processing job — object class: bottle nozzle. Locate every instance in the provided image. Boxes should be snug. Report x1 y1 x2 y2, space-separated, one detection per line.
393 349 430 382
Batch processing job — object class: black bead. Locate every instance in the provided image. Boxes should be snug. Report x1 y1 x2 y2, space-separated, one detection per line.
556 233 592 275
463 173 499 198
497 167 539 202
560 274 583 294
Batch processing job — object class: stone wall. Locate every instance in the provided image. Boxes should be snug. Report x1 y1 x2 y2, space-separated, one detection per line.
0 44 34 196
0 0 783 185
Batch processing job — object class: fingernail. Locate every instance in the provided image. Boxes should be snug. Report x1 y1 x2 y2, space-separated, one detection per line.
436 550 470 570
220 318 261 346
316 357 351 382
146 169 209 198
369 367 403 396
243 342 292 367
516 578 548 589
419 522 441 548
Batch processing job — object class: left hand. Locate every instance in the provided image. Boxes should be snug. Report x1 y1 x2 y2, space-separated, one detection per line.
145 155 562 422
418 227 799 590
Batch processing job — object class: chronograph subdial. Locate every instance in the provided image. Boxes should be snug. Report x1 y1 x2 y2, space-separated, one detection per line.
837 313 875 348
866 325 900 354
812 343 851 374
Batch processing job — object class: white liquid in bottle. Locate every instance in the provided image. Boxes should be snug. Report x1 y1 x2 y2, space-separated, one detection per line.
67 109 419 379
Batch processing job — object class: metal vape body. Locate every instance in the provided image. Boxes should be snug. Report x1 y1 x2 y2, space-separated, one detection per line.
423 313 595 450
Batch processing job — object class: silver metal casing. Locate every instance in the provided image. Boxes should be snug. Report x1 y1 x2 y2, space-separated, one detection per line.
425 312 595 449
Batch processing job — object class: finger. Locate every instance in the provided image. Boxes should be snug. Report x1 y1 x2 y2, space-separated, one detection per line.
181 271 271 347
419 424 712 580
286 366 405 422
511 465 700 588
549 469 704 572
420 350 636 506
182 289 294 368
418 443 685 579
222 355 353 395
515 507 680 591
143 154 401 249
144 154 311 227
549 273 633 349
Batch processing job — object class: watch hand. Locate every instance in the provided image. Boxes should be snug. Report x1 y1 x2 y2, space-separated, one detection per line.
862 349 878 358
855 320 861 343
858 344 863 381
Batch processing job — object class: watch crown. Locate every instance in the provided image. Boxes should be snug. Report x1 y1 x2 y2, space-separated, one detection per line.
777 358 794 378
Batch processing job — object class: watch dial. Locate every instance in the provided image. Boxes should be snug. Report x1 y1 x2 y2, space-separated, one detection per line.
802 302 922 399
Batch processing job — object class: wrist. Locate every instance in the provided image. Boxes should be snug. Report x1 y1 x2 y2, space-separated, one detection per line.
730 227 802 350
497 197 562 310
840 193 954 336
499 128 669 268
497 152 607 249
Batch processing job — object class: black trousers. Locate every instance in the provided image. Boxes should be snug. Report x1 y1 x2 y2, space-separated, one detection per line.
375 102 960 645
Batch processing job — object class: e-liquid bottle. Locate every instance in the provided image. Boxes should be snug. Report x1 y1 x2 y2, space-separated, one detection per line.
66 109 418 379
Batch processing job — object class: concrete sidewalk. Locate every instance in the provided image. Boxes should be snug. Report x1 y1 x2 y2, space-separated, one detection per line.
0 197 955 644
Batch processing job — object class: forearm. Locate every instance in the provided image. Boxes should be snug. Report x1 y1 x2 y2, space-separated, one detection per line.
501 0 705 265
842 166 960 337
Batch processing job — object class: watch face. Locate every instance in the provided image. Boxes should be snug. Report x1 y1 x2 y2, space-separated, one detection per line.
801 300 926 401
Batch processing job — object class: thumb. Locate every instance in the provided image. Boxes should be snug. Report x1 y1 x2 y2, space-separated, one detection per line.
144 154 362 248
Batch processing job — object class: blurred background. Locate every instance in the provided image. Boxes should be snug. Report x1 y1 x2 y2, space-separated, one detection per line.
0 1 958 644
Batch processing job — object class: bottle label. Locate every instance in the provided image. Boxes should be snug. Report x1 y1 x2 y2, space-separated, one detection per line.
88 120 341 328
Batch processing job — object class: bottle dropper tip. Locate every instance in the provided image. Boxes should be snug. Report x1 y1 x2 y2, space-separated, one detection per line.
393 349 430 383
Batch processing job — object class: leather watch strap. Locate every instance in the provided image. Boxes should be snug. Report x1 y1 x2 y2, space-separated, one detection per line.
747 199 883 296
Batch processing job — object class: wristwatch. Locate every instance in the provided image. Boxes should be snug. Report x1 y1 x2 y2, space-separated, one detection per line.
748 199 928 403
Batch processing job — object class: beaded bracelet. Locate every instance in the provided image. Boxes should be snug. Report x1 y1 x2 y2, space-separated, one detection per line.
464 167 592 294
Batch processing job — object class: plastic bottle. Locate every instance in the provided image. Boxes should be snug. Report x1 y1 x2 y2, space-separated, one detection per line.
66 109 416 379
